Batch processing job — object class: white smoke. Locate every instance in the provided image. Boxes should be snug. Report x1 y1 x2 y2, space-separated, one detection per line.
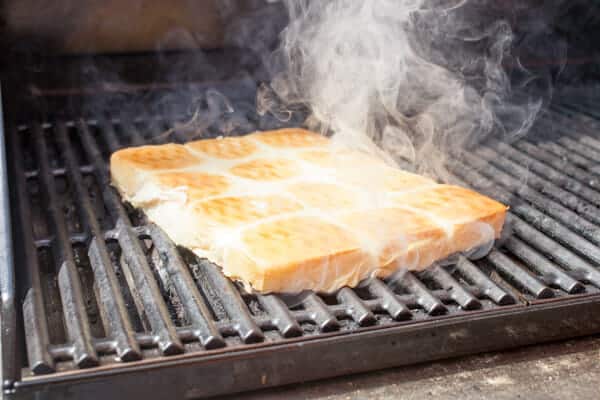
261 0 546 180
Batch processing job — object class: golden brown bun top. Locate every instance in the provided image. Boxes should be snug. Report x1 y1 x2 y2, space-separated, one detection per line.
111 143 202 171
110 128 508 293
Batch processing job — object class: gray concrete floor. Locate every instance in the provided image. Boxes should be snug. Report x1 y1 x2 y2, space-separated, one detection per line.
218 335 600 400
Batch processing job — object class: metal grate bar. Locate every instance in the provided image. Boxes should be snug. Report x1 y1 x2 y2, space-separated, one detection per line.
430 265 481 310
194 259 264 343
543 101 600 134
76 122 128 222
256 295 302 337
508 215 600 287
370 287 483 309
55 122 141 361
398 272 446 315
502 237 584 293
553 122 600 165
576 135 600 155
303 293 340 332
77 120 184 355
458 154 600 246
462 151 600 240
443 175 580 298
146 225 225 349
454 257 514 305
535 117 600 163
27 280 504 359
118 119 146 146
485 250 553 299
557 108 600 169
336 288 376 326
34 234 89 247
36 280 516 359
476 145 600 224
532 138 596 170
11 127 56 374
550 103 600 140
95 116 264 345
366 279 411 320
32 125 99 367
97 119 122 153
487 139 600 206
554 137 598 166
555 99 596 115
11 99 600 381
453 165 600 268
539 107 600 148
548 106 600 174
25 165 94 178
116 223 184 354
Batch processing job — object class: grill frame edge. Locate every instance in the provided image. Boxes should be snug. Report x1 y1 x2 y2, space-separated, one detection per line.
0 83 20 391
4 77 600 399
9 295 600 400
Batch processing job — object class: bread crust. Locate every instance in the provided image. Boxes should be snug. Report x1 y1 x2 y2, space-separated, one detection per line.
110 128 507 293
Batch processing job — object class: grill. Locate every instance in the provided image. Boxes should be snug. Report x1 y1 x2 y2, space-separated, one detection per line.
2 71 600 399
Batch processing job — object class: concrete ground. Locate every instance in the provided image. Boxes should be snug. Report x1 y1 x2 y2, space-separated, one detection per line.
218 335 600 400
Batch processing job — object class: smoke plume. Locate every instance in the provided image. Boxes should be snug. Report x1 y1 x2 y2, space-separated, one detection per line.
262 0 549 180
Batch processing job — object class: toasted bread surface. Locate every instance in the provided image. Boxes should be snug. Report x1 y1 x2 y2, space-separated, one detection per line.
111 128 507 293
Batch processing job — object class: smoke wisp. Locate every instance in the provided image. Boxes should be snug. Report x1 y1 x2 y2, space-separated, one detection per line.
263 0 549 180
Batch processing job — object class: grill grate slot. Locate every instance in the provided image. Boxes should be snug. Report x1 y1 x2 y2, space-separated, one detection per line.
80 119 184 354
32 124 99 368
257 295 303 338
366 279 412 320
146 225 225 348
37 246 67 345
192 259 264 343
302 293 340 332
461 152 600 243
555 105 600 143
392 272 447 315
552 136 599 165
534 113 599 163
56 122 142 361
28 177 52 246
478 145 600 223
9 100 600 380
452 166 600 267
104 239 146 333
429 265 481 310
485 250 554 299
142 237 190 328
116 224 184 355
533 138 595 170
12 125 56 374
489 139 600 207
72 243 106 338
453 257 515 305
502 237 584 294
337 287 376 326
67 124 91 167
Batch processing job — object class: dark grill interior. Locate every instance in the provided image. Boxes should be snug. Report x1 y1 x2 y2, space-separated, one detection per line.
4 77 600 397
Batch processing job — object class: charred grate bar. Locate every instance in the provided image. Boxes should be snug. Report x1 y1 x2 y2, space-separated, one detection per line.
3 85 600 399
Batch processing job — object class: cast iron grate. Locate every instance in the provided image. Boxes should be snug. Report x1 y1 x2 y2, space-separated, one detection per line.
5 85 600 397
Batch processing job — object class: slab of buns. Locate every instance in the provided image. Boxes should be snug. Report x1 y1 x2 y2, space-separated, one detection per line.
110 128 507 293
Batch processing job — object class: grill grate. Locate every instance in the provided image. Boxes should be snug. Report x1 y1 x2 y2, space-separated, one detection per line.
4 84 600 398
13 117 515 373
